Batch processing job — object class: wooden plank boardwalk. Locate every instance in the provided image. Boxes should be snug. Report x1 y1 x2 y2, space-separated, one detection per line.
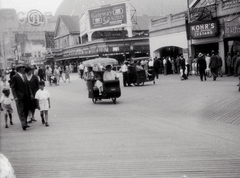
1 73 240 178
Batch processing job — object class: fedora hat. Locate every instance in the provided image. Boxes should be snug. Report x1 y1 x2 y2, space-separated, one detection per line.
198 53 203 57
15 61 25 68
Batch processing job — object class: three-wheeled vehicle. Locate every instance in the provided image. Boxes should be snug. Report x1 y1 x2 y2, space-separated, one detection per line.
83 58 121 104
128 57 155 86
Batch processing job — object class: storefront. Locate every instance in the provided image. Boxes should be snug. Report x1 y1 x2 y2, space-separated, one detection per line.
224 16 240 54
188 20 221 57
149 12 188 60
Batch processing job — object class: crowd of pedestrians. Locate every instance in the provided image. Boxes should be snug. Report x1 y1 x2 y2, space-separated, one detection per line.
0 62 79 130
1 52 240 130
0 63 52 130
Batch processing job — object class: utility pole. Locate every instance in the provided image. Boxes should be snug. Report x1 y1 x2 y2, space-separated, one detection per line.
187 0 193 59
122 27 126 61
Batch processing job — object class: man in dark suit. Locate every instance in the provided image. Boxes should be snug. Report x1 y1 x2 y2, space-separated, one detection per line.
11 62 31 130
153 57 160 79
209 50 219 81
197 53 207 81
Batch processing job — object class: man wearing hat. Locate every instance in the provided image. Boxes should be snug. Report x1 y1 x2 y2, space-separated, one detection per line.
10 62 31 130
209 50 219 81
103 65 118 81
197 53 207 81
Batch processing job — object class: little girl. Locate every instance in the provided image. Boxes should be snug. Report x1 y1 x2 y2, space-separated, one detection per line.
0 88 14 128
35 81 51 127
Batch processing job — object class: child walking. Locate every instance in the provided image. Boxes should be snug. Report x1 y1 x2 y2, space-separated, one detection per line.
35 81 51 127
0 88 14 128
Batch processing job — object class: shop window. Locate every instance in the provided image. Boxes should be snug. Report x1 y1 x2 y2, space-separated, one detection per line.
113 47 119 52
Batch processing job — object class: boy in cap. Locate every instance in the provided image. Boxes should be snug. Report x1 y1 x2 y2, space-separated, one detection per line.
0 88 14 128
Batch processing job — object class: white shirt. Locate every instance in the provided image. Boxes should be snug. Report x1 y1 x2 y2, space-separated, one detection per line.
103 70 118 81
79 64 84 70
121 64 128 72
0 95 13 105
148 60 154 67
35 89 50 111
35 89 50 101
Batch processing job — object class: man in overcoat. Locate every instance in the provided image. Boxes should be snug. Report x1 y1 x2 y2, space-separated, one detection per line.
234 52 240 91
11 62 31 130
209 50 219 81
197 53 207 81
153 57 160 79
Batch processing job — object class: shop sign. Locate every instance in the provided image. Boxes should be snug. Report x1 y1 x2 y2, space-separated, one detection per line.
17 10 52 26
89 3 127 29
188 20 218 39
224 16 240 38
92 31 123 39
222 0 240 9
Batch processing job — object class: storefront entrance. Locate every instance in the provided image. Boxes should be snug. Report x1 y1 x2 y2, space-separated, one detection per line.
194 42 218 57
159 46 183 58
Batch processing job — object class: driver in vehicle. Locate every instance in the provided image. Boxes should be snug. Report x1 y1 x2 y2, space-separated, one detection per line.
103 65 119 81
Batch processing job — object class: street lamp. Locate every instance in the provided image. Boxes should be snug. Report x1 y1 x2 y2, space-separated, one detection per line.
122 27 126 61
0 32 8 69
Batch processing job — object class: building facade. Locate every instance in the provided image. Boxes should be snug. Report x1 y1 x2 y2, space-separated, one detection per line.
149 0 240 74
0 8 56 69
52 2 153 68
149 12 188 60
0 9 18 69
187 0 240 73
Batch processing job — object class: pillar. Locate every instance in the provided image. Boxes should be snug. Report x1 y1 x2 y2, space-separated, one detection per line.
219 41 225 74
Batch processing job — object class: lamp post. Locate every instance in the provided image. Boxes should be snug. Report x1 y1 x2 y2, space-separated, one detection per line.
122 27 126 61
0 32 8 69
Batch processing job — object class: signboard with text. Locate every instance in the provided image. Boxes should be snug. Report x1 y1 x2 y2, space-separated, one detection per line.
89 3 127 29
188 20 218 39
224 16 240 38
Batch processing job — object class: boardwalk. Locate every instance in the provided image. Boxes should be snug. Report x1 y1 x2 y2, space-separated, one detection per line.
1 73 240 178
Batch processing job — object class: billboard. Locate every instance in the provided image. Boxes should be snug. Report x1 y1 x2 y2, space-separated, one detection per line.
224 16 240 38
89 3 127 29
188 20 218 39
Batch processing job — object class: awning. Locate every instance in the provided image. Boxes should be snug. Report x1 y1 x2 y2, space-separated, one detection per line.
55 54 99 61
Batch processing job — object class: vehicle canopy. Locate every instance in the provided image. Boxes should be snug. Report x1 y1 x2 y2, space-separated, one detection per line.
131 56 150 62
82 57 118 67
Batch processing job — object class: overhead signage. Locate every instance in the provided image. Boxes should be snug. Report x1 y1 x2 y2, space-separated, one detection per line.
89 3 127 29
17 10 52 26
188 20 218 39
222 0 240 9
224 16 240 38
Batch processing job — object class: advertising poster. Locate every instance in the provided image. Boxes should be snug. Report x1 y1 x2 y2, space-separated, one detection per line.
89 3 127 29
224 16 240 38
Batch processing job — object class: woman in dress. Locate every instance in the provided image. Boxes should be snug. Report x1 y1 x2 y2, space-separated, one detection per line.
25 66 39 123
64 65 71 83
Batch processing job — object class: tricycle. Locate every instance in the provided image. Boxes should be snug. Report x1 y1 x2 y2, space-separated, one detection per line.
83 58 121 104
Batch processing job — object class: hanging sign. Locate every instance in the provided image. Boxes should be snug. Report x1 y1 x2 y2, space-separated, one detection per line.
224 16 240 38
89 3 127 29
17 10 52 26
188 20 218 39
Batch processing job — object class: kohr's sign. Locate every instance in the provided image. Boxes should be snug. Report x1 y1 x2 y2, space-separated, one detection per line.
89 3 127 29
188 20 219 39
18 10 52 26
